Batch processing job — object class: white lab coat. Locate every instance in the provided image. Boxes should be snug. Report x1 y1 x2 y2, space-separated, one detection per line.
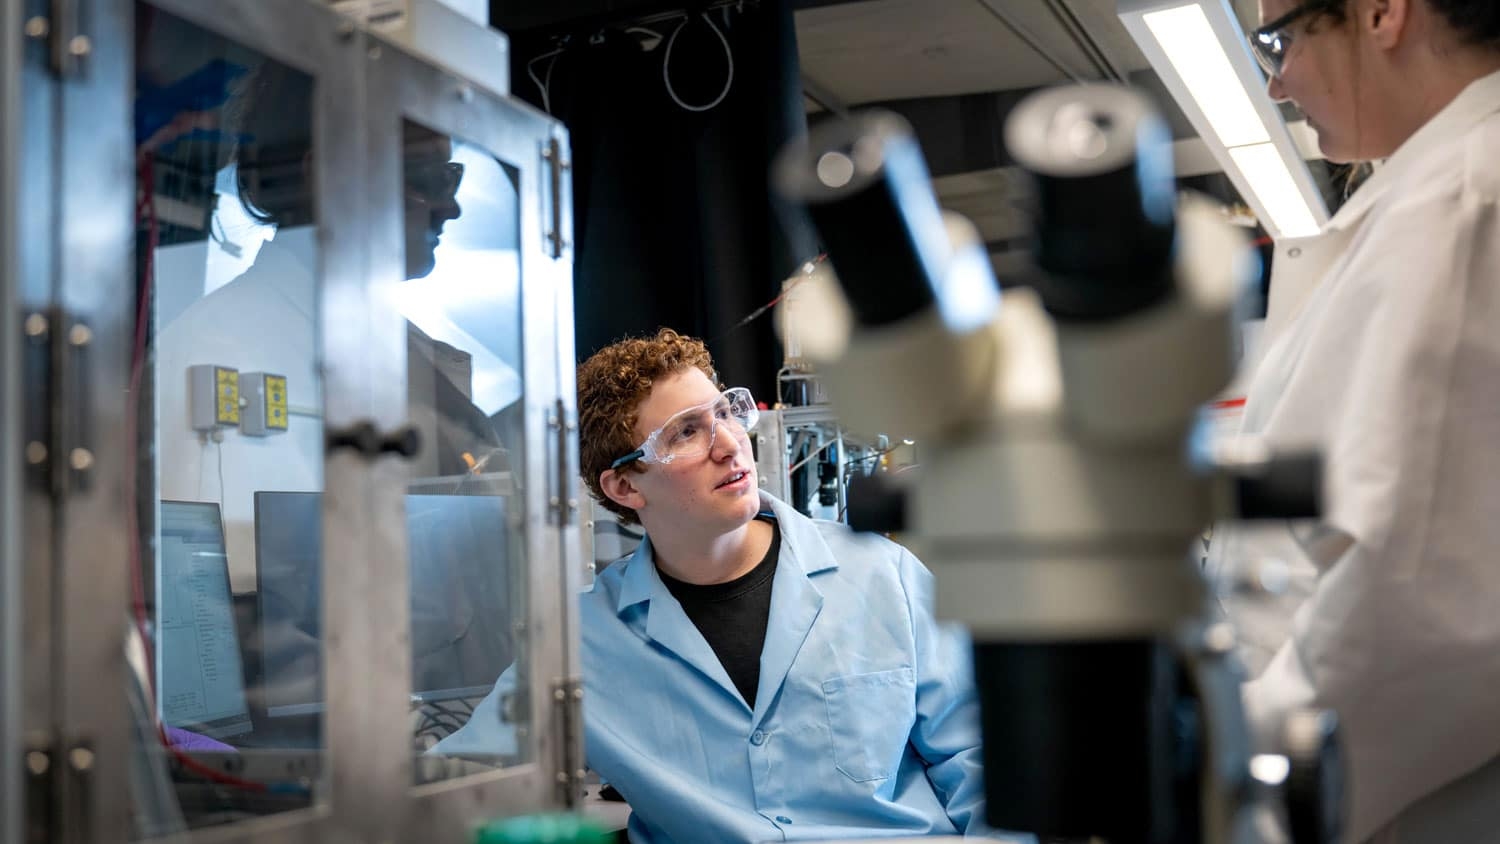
1206 69 1500 842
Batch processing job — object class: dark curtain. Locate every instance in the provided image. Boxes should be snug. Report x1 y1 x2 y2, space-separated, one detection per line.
512 0 817 401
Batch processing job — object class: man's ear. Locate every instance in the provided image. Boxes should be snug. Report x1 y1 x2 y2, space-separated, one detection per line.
599 468 647 513
1364 0 1409 50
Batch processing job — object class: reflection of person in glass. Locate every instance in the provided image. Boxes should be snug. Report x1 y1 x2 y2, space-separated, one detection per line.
402 140 463 280
151 60 513 741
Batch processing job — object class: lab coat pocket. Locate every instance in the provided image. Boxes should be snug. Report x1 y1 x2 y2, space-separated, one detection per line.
822 667 916 782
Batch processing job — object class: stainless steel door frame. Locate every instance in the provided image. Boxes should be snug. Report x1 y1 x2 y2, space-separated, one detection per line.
362 34 579 841
136 0 373 840
1 0 26 838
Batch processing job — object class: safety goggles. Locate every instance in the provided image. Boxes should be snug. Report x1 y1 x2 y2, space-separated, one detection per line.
1248 0 1339 78
610 387 759 470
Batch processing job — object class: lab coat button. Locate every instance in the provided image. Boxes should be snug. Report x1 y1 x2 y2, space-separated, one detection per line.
750 729 766 746
775 816 792 825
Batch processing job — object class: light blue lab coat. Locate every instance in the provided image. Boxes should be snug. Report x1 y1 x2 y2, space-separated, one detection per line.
437 492 1021 842
584 492 1009 843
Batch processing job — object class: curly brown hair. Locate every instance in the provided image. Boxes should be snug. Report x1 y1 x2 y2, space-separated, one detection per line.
577 328 719 525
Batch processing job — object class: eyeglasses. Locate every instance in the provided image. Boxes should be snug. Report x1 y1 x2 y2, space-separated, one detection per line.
610 387 759 470
1248 0 1338 78
405 160 464 200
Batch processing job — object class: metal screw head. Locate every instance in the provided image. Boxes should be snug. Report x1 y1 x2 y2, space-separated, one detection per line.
68 324 92 347
69 448 94 471
1202 622 1237 655
24 16 49 38
556 771 569 783
542 147 554 160
25 442 48 465
572 688 584 700
367 45 382 60
25 751 49 775
1288 247 1303 258
67 35 90 57
68 747 94 771
23 313 48 338
553 688 566 702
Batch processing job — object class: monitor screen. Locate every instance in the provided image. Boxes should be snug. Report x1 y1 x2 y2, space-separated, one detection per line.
157 500 253 740
254 491 514 718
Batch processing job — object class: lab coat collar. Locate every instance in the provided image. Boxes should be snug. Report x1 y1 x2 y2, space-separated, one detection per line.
614 491 838 613
1324 68 1500 232
613 492 838 714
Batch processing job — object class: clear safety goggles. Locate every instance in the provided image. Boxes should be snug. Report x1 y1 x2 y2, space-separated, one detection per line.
610 387 759 469
1248 0 1337 79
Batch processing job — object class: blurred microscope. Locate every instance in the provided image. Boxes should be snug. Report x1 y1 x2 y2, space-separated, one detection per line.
774 85 1341 844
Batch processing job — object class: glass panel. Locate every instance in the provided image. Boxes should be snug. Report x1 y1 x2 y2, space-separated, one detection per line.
135 5 323 833
397 121 530 784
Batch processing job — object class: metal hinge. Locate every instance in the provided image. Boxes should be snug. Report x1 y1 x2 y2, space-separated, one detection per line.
23 733 93 844
546 400 579 527
21 309 93 495
23 0 88 78
539 136 570 259
550 677 585 807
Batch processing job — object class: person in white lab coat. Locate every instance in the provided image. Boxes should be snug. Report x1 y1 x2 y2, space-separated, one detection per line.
1206 1 1500 840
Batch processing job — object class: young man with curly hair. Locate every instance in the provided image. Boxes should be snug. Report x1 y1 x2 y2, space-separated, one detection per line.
570 328 1004 843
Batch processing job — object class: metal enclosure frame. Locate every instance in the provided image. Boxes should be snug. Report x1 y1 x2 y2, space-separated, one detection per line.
3 0 581 839
360 33 581 839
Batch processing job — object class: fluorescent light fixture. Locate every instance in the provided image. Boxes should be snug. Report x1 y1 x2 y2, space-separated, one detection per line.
1118 0 1328 240
1143 6 1269 148
1229 143 1321 237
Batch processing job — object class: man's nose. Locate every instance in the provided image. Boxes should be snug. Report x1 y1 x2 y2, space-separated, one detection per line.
1267 74 1289 103
709 420 741 460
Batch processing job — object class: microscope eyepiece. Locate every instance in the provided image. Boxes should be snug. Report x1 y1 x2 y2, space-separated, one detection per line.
1006 84 1178 322
773 112 961 328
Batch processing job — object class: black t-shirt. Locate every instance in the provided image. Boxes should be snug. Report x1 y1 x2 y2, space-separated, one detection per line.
658 516 780 709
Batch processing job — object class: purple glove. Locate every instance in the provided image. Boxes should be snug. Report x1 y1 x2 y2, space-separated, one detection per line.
164 725 235 753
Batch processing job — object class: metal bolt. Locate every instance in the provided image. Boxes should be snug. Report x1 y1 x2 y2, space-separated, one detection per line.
560 159 572 170
367 45 382 60
549 496 560 508
23 313 48 338
542 147 553 160
572 688 584 700
68 747 94 771
68 324 92 347
24 16 49 38
554 688 566 702
67 35 90 57
25 442 47 465
1202 622 1237 656
556 772 569 784
1288 247 1303 258
574 768 587 780
565 420 577 432
69 448 94 471
567 498 578 511
25 751 49 775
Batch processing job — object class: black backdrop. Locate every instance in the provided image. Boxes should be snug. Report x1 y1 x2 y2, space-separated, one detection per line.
507 1 818 401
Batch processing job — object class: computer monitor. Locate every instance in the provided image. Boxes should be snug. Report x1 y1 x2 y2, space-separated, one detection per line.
157 500 253 740
253 490 514 719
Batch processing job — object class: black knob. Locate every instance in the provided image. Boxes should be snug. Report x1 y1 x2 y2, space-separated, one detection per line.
846 471 909 533
326 421 380 456
380 426 421 458
1284 708 1344 844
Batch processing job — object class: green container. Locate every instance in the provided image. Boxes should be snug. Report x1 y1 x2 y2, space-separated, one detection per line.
473 814 614 844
